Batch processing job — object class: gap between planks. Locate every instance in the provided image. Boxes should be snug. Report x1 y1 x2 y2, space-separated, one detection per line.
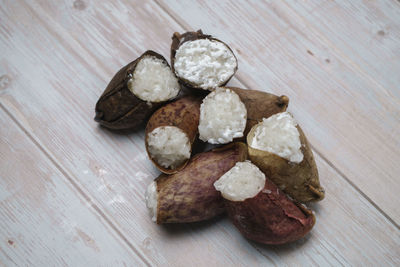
0 102 152 267
153 0 400 231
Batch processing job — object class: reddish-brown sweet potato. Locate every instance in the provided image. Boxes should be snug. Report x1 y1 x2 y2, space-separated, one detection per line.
145 96 202 174
224 177 316 244
145 142 248 224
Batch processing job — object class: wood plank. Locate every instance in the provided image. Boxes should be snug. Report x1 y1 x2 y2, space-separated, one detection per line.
283 0 400 96
156 0 400 224
1 0 399 265
0 109 145 266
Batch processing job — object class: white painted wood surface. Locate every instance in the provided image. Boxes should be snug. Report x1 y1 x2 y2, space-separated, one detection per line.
0 0 399 266
157 0 400 224
0 109 145 266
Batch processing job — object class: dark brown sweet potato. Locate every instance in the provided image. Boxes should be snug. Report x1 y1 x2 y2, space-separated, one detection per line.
171 30 238 91
95 50 179 130
224 177 315 245
227 87 289 136
153 142 248 224
145 96 202 174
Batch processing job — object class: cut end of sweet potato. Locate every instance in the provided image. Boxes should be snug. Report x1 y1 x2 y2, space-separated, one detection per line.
214 161 266 201
128 54 180 102
171 30 238 90
145 181 158 222
147 126 191 169
199 88 247 144
249 111 303 163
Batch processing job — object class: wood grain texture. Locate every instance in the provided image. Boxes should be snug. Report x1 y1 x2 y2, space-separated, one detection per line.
0 0 399 265
156 0 400 224
0 109 145 266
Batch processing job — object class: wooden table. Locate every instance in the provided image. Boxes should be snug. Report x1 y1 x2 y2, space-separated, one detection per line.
1 0 399 266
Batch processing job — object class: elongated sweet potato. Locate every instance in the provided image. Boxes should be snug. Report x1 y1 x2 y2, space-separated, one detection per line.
145 96 202 174
247 112 325 202
145 142 248 224
95 50 180 130
227 87 289 135
171 30 238 91
214 161 315 244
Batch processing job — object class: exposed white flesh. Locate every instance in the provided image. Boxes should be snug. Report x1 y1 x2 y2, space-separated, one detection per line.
147 126 191 169
214 161 266 201
145 181 158 222
198 88 247 144
249 112 304 163
128 55 180 102
174 39 237 90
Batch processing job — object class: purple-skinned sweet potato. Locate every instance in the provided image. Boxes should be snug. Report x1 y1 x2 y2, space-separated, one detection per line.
145 142 248 224
214 161 315 244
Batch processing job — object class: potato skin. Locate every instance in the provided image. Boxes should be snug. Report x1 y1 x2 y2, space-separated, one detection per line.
248 124 325 203
224 177 315 245
95 50 178 130
171 30 238 91
145 96 202 174
155 142 248 224
227 87 289 136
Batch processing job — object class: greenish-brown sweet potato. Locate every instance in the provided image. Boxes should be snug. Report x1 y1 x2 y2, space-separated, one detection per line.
247 123 325 203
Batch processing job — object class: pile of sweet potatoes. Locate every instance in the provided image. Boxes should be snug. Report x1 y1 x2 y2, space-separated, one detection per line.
95 30 325 245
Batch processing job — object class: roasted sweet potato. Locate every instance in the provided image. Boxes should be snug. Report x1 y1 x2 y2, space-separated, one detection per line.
145 96 202 174
214 161 315 244
95 50 180 130
247 112 325 202
145 142 248 224
171 30 238 91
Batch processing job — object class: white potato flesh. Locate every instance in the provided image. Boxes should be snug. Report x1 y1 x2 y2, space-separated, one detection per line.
249 112 303 163
199 88 247 144
147 126 191 169
128 55 180 102
174 39 237 90
214 161 266 201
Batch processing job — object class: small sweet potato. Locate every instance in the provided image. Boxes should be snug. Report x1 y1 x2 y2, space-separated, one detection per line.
145 96 202 174
95 50 180 130
171 30 238 91
227 87 289 135
146 142 248 224
248 122 325 203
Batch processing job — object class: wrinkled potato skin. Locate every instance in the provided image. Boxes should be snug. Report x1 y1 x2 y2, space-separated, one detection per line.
248 125 325 202
171 30 238 91
145 96 202 174
95 50 178 130
225 177 315 245
155 142 248 224
227 87 289 135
